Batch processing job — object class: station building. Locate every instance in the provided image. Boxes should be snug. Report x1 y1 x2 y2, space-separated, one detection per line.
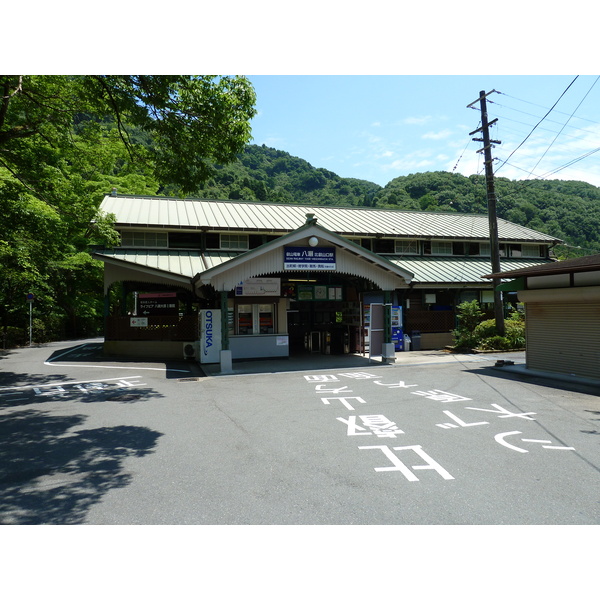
92 193 560 364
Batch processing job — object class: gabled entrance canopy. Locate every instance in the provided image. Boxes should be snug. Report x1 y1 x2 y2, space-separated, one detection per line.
192 220 414 293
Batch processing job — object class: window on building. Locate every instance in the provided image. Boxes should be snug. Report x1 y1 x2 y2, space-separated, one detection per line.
451 242 484 256
521 244 544 258
507 244 522 257
395 240 419 254
479 242 491 256
206 233 220 249
121 231 168 248
431 241 453 255
168 232 203 249
249 234 279 249
452 242 466 255
373 238 395 253
221 234 249 250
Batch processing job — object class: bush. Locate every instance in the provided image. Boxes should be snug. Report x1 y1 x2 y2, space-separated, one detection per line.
473 319 498 339
452 301 526 351
453 300 485 350
455 299 484 330
478 335 512 350
504 316 526 348
1 326 29 348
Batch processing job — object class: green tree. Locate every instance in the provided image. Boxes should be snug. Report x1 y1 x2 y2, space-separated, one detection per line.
0 75 257 343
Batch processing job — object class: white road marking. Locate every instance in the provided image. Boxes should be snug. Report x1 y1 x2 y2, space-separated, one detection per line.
0 375 143 392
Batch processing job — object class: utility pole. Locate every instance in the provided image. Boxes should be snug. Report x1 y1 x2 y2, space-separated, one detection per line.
468 90 504 336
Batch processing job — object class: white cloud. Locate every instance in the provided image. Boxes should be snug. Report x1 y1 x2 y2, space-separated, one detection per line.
422 129 453 140
403 116 432 125
381 149 436 172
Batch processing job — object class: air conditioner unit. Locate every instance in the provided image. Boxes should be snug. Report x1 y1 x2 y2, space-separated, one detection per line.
182 342 198 360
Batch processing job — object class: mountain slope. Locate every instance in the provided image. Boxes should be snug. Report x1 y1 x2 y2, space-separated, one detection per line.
161 144 600 257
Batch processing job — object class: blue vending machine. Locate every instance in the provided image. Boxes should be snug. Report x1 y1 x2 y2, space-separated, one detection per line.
391 306 403 351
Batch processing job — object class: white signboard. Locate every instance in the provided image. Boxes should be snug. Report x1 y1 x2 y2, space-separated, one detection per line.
235 278 281 296
130 317 148 327
199 309 222 364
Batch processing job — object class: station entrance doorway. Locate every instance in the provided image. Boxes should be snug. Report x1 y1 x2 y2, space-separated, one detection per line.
285 275 367 356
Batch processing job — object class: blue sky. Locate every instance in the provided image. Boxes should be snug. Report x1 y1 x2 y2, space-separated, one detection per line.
11 5 598 190
246 75 600 188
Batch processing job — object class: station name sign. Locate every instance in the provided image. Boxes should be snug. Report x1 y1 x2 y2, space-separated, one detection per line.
284 246 336 271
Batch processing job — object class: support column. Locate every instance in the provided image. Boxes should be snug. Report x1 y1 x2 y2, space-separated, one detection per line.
219 291 233 373
220 291 229 350
383 290 392 344
382 290 395 363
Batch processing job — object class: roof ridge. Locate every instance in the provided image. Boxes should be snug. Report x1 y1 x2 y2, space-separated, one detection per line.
104 194 497 219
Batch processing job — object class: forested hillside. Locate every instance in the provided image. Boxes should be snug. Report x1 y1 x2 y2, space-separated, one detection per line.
189 145 382 206
189 144 600 258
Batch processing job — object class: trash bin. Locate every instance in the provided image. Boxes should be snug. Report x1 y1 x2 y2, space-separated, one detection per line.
411 330 421 351
403 334 411 352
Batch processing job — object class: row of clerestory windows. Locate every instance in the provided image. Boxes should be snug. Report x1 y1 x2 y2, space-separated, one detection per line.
119 230 547 259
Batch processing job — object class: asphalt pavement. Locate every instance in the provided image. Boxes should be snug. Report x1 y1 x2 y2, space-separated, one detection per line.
1 339 599 527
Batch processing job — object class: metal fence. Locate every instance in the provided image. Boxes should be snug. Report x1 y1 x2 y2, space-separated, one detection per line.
404 310 456 334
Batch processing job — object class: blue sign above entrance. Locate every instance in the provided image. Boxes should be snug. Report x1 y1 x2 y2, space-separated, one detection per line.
284 246 336 270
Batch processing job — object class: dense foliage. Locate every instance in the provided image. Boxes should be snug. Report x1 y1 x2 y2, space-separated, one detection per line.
452 300 526 351
0 75 256 347
190 145 382 206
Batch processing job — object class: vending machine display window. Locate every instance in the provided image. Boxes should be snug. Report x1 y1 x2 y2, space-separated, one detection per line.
258 304 274 334
236 304 253 335
235 303 276 335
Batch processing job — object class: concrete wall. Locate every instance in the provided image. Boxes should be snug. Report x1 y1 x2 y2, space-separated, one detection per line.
104 340 188 360
229 334 289 360
420 332 453 350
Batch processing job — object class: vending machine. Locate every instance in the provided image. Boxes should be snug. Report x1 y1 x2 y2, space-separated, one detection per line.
363 304 403 354
391 306 404 351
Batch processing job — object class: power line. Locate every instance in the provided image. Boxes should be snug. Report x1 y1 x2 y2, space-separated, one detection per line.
497 115 597 142
452 129 477 173
494 76 580 175
538 145 600 179
498 90 600 128
490 103 600 137
526 76 600 179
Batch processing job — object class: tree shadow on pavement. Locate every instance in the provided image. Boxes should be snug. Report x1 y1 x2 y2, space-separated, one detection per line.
0 409 162 524
0 371 163 407
0 371 70 388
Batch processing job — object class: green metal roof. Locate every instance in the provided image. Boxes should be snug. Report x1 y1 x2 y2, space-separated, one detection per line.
95 248 551 287
387 256 553 286
100 194 561 243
